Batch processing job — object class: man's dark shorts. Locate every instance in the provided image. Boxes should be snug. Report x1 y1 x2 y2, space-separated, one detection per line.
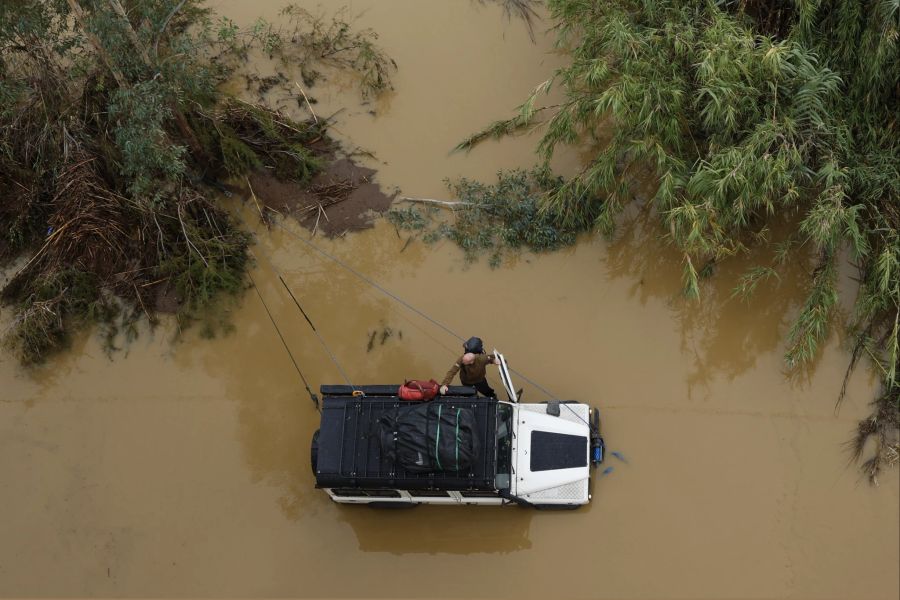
472 379 496 398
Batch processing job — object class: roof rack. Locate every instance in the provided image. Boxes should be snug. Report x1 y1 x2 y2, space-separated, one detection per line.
319 384 477 397
315 392 498 491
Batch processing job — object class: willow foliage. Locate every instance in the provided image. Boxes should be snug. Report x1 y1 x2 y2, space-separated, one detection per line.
465 0 898 476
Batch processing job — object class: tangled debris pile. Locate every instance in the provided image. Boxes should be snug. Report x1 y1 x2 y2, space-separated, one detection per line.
0 1 394 364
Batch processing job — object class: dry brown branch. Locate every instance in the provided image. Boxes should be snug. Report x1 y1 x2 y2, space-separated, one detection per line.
133 282 152 321
245 176 265 221
295 82 318 124
177 203 209 268
312 205 323 237
294 188 352 218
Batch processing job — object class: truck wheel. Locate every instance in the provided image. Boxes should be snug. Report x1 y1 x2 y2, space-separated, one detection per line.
310 429 319 475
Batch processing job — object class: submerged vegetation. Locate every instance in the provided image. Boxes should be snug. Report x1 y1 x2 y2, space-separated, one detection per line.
390 168 587 267
0 0 393 364
456 0 899 478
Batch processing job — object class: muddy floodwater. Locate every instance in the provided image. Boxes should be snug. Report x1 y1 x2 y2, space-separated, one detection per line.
1 1 897 598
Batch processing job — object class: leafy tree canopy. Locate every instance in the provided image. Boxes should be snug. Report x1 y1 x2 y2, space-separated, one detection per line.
460 0 898 478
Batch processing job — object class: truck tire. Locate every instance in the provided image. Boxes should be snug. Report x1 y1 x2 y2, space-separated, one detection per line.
310 429 319 475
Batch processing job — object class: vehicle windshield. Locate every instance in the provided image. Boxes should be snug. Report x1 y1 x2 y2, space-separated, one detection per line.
495 403 513 489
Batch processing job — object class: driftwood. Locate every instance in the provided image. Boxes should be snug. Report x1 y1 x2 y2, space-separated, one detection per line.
312 203 330 237
243 178 353 225
400 196 470 208
296 195 346 218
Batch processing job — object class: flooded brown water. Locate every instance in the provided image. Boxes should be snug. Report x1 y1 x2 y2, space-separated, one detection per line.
1 1 897 598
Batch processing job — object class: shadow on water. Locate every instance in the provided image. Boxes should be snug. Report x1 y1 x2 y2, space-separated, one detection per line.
603 205 820 398
334 504 533 554
602 204 684 306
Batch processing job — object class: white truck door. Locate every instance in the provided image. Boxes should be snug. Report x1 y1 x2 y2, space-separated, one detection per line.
493 350 518 403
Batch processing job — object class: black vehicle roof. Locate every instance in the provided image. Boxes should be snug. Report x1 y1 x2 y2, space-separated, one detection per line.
315 385 499 491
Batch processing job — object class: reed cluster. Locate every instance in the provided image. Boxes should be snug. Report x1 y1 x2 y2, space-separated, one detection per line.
458 0 898 477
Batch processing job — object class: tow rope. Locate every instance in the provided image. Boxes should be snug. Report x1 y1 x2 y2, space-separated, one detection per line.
276 274 359 394
267 216 564 403
247 269 319 411
246 245 360 395
238 203 626 473
268 219 607 441
233 200 362 402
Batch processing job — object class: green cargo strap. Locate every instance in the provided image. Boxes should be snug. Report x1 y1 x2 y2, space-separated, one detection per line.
455 408 461 471
435 404 443 470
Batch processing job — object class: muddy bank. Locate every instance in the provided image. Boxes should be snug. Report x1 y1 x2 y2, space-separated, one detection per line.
248 158 395 237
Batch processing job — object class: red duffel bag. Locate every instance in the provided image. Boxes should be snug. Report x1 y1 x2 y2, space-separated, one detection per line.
398 379 440 401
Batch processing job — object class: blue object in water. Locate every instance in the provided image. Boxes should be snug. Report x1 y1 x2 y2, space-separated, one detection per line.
611 451 629 464
601 466 614 476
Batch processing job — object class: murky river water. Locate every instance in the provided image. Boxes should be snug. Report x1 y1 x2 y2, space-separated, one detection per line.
1 1 897 598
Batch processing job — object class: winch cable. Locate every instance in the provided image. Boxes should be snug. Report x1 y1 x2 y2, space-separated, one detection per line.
279 274 316 332
252 214 602 439
267 216 565 402
562 402 599 434
241 202 616 461
233 199 362 396
276 273 359 394
245 245 359 394
386 302 461 358
247 270 320 411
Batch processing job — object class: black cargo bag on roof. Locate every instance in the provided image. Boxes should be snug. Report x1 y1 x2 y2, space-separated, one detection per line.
378 403 481 473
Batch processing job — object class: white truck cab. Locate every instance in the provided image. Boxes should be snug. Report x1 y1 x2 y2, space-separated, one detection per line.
311 352 604 508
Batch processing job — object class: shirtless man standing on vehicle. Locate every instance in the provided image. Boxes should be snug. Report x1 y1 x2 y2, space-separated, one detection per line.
439 336 496 398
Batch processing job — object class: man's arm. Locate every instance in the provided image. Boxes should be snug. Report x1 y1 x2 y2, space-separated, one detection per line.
440 360 461 393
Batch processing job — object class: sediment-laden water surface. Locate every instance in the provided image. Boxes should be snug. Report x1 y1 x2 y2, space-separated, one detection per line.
1 1 897 598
